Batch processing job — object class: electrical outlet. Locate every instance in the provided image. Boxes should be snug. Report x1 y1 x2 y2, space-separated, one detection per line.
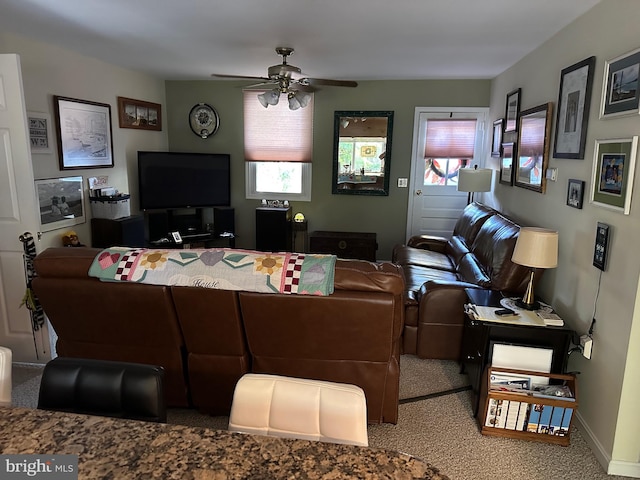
580 334 593 359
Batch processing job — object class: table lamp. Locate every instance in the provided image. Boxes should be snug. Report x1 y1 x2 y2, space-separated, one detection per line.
457 166 493 204
511 227 558 310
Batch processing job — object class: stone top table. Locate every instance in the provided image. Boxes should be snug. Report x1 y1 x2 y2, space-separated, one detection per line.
0 407 450 479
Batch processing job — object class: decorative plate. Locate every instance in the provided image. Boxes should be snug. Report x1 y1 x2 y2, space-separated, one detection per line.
189 103 219 139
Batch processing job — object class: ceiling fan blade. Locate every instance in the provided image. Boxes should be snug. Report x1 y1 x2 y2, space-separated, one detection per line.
303 77 358 88
289 82 317 93
212 73 271 82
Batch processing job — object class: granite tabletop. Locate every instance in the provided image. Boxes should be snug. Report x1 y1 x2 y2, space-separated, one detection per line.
0 407 450 479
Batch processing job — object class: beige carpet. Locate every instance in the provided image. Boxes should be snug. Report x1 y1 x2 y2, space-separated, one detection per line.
11 356 628 480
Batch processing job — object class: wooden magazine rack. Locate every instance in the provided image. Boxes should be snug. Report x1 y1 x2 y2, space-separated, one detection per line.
477 366 578 446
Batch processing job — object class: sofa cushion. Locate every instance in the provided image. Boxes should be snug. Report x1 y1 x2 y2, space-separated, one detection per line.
456 254 491 288
451 202 496 246
471 214 529 292
392 246 455 272
402 265 459 302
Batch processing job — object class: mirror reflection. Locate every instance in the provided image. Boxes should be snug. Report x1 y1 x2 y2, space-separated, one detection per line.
332 111 393 196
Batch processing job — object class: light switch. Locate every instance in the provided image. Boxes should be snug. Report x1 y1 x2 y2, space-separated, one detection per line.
398 178 408 188
546 168 558 181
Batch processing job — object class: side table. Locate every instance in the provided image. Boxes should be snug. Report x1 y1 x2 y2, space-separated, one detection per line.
460 289 574 416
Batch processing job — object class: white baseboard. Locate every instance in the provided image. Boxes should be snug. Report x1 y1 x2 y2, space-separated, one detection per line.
575 411 640 478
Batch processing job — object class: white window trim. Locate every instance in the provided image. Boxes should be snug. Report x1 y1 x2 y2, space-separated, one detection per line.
245 162 312 202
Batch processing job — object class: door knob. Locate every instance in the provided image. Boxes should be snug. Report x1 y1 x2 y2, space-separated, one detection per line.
415 190 422 196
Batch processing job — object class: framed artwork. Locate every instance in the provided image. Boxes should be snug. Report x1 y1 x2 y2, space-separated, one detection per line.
54 95 114 170
504 88 521 132
566 179 585 209
117 96 162 131
34 176 85 232
590 137 638 215
499 142 516 186
515 103 553 193
27 111 54 154
553 56 596 159
491 119 504 157
600 47 640 119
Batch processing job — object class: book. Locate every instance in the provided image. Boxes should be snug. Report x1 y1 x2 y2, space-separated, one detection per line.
504 401 527 431
485 398 508 428
526 404 573 435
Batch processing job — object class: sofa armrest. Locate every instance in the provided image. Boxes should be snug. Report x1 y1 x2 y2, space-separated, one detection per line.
406 235 448 252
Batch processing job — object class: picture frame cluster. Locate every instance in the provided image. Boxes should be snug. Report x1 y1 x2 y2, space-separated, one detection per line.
29 94 163 233
497 45 640 216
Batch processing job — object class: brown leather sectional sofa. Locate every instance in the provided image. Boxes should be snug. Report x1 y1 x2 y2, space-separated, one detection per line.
392 202 532 360
32 247 404 424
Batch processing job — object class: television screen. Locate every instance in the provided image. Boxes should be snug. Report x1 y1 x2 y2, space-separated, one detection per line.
138 151 231 209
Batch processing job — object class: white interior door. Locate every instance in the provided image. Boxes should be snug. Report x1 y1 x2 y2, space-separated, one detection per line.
0 54 51 362
406 108 488 241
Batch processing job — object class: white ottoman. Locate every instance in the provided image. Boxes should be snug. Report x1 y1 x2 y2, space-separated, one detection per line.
228 373 368 446
0 346 12 407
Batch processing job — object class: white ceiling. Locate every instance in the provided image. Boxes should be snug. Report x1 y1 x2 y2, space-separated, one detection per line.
0 0 601 82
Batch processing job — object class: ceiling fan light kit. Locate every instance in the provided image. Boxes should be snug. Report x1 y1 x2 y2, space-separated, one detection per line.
213 47 357 111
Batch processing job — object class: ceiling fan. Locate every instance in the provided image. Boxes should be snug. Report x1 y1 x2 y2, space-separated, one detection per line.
212 47 357 110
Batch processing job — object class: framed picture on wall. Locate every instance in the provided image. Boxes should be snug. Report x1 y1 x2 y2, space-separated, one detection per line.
600 47 640 119
504 88 521 133
34 176 85 232
515 103 553 194
553 56 595 159
491 119 504 157
499 142 516 186
117 96 162 131
54 95 114 170
27 111 54 154
566 179 585 209
590 137 638 214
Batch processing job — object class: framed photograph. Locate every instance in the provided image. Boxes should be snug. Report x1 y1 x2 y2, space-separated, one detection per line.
554 56 596 159
499 142 516 186
566 179 585 209
117 96 162 131
600 47 640 119
27 111 54 154
491 119 504 157
590 137 638 215
504 88 521 132
34 176 85 232
54 95 114 170
515 103 553 193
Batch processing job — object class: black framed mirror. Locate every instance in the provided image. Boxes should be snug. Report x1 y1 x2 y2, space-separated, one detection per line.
332 111 394 196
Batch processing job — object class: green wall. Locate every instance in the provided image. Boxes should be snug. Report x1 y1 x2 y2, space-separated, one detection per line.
165 79 490 259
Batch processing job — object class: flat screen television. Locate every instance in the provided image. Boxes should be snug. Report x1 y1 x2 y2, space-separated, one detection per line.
138 151 231 210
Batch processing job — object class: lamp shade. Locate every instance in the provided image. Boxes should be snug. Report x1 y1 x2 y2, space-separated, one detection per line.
511 227 558 269
457 167 493 193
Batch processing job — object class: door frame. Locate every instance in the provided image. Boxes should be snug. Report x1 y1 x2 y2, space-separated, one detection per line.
405 106 490 241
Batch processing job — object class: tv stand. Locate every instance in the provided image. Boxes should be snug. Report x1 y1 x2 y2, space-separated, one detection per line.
144 207 235 248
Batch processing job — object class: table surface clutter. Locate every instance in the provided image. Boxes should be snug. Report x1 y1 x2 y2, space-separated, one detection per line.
0 407 450 479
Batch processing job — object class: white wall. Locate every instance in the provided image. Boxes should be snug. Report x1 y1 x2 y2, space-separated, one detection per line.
0 32 168 249
487 0 640 474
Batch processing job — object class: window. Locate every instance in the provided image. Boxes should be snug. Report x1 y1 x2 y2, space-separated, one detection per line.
244 90 313 201
423 118 477 186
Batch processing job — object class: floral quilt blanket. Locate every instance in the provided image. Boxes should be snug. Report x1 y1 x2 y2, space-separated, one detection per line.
88 247 336 296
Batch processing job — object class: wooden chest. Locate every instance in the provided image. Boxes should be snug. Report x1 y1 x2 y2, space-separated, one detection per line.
309 231 377 261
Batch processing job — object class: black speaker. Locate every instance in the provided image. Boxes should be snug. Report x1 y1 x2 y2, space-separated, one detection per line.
256 207 292 252
146 211 169 242
214 207 235 235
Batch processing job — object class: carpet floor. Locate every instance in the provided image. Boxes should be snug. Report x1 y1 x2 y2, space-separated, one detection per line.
10 355 626 480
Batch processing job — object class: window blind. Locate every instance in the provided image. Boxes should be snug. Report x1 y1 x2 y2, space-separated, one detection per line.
424 119 477 158
243 90 314 162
